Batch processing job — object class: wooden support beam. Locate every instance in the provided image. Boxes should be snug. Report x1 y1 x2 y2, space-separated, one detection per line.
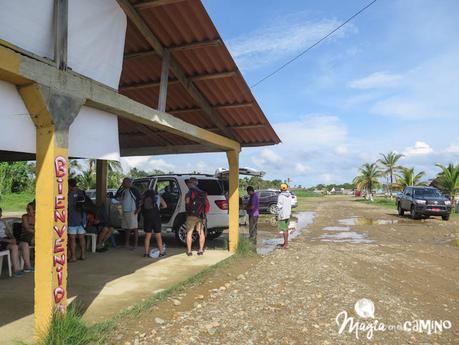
116 0 235 139
123 39 222 60
226 150 240 252
54 0 68 70
169 102 253 115
0 43 240 152
207 124 265 131
158 50 170 112
121 144 222 156
134 0 187 10
119 71 236 92
96 160 108 207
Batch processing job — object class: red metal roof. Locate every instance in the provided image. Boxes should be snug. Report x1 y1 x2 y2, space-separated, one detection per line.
118 0 280 152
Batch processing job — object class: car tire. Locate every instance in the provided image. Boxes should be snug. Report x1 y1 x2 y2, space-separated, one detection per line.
442 214 450 221
268 204 278 215
410 205 419 220
174 218 207 246
207 229 224 240
397 203 404 216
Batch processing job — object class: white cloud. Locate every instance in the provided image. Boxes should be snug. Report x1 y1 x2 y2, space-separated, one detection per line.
446 139 459 153
228 15 356 70
251 149 283 168
121 156 175 173
403 141 433 157
370 53 459 119
295 163 311 174
349 72 403 89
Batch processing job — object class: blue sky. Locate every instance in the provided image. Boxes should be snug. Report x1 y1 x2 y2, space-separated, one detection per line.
122 0 459 187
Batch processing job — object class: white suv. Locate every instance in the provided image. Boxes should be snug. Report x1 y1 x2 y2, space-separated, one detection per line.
107 174 229 244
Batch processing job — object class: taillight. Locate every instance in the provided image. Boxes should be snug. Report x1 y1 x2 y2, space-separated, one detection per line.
215 200 229 210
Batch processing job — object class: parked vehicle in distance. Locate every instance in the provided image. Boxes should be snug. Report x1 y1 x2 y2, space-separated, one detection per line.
242 189 298 215
396 186 452 220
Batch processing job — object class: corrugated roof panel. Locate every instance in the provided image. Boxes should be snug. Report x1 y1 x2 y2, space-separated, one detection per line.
118 0 280 153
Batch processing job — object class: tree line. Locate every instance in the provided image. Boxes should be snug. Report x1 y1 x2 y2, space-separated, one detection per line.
354 152 459 205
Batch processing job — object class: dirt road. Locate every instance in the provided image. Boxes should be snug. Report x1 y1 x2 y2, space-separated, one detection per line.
110 197 459 345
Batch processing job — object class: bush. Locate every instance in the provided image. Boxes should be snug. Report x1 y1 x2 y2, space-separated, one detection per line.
235 235 255 256
37 308 95 345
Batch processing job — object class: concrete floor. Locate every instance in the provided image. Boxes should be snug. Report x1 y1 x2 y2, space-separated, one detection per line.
0 233 232 344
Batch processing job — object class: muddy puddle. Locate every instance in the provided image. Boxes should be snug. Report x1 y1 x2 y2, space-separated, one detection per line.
316 216 382 244
338 216 412 226
257 212 315 255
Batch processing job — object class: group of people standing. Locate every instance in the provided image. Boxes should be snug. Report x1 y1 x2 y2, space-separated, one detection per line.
113 177 209 258
245 183 293 249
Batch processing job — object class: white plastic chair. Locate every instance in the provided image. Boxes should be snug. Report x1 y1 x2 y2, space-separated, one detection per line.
0 250 12 277
85 233 97 253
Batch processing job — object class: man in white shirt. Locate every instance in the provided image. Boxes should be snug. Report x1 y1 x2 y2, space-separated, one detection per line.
277 183 293 249
115 178 141 249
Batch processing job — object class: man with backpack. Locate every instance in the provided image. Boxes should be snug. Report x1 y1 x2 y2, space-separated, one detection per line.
185 177 210 256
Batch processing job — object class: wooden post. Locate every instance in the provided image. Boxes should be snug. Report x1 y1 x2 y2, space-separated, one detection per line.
158 49 170 112
54 0 68 70
19 84 83 336
96 160 108 206
226 150 240 252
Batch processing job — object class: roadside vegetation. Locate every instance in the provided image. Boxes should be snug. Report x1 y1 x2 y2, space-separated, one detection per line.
354 151 458 212
31 235 255 345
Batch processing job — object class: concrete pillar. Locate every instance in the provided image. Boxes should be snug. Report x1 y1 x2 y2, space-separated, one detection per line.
19 83 84 335
226 150 239 252
96 160 108 206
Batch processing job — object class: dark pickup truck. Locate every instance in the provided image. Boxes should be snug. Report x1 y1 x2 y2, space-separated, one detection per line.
396 186 452 220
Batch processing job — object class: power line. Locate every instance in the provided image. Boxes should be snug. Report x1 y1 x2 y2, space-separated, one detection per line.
250 0 378 89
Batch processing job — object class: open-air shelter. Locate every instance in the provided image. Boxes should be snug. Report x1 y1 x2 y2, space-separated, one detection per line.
0 0 279 337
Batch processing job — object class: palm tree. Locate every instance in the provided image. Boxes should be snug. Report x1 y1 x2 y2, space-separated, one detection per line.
353 163 382 201
395 167 426 189
87 159 123 174
78 169 96 190
378 152 404 199
435 163 459 207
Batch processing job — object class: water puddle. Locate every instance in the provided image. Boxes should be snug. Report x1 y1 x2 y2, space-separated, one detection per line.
322 226 351 231
257 212 315 255
338 217 409 226
320 231 374 244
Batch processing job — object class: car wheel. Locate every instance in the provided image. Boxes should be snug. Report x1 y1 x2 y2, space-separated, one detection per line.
410 205 419 220
397 203 404 216
207 229 224 240
268 204 278 215
442 214 450 221
174 219 207 246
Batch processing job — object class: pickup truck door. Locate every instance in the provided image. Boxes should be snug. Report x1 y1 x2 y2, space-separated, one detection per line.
402 188 411 210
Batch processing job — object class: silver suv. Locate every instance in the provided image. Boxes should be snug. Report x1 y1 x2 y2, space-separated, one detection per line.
106 174 229 244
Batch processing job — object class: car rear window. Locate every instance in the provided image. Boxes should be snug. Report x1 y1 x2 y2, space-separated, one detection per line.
197 179 223 195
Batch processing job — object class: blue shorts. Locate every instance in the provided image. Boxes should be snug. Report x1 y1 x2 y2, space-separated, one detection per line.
68 225 86 235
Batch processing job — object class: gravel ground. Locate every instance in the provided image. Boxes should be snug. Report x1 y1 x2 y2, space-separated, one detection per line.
111 197 459 345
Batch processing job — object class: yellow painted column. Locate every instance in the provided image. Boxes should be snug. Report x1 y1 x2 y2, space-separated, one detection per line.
19 84 83 336
226 150 240 252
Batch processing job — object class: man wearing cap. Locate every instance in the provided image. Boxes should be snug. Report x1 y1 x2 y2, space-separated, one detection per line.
277 183 293 249
115 177 141 249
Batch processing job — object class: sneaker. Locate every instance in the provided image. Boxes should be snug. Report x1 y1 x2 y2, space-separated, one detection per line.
23 267 34 273
186 252 193 257
159 252 167 257
197 251 204 256
14 271 24 277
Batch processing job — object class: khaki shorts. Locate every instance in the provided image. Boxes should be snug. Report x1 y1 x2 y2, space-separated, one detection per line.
185 216 203 233
122 212 138 230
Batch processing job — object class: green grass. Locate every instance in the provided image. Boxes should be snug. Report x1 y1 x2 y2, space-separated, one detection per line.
0 192 34 213
292 190 321 197
31 307 95 345
355 197 396 209
31 237 255 345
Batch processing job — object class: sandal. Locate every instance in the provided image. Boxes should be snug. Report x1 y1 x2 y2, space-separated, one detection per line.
197 251 204 256
186 252 193 256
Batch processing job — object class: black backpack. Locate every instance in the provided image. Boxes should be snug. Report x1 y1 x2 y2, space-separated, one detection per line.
188 189 207 218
